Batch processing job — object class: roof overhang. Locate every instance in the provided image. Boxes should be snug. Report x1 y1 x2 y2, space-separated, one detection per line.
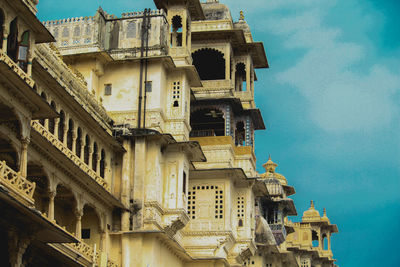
154 0 205 20
10 0 55 43
233 42 269 69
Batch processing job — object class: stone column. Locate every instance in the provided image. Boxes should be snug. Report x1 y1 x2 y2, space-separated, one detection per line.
72 131 77 154
8 230 30 267
80 135 86 161
96 153 101 174
99 230 106 250
54 118 59 136
328 233 331 250
20 137 30 177
2 27 8 52
48 190 56 221
27 55 33 76
225 45 230 80
246 57 251 91
88 145 93 168
62 120 68 146
75 209 83 239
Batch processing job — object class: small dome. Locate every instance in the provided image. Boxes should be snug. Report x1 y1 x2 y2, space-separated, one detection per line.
260 156 288 185
302 200 321 222
201 1 233 21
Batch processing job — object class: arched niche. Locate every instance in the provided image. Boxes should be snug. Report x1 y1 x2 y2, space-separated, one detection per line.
81 204 101 248
54 184 77 234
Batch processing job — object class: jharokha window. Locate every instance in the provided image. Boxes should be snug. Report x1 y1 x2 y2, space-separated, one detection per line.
187 185 224 220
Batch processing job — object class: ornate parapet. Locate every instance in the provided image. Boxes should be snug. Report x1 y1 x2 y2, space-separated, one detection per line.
0 50 35 88
0 160 36 206
31 121 111 192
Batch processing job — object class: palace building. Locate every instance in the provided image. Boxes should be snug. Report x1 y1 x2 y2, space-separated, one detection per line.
0 0 339 266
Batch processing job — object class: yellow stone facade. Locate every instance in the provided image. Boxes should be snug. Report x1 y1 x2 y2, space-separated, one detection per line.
0 0 338 266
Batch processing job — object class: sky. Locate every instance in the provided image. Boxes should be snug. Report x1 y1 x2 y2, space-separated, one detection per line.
38 1 400 266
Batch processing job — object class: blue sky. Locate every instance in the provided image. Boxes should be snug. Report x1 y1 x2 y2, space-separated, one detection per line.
38 1 400 266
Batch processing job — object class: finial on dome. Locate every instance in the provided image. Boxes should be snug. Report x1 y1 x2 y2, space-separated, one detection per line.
323 208 327 217
310 200 315 209
239 10 245 21
262 155 278 173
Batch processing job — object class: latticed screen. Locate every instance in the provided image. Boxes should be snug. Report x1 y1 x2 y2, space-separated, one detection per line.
188 185 224 220
172 81 181 107
237 195 245 226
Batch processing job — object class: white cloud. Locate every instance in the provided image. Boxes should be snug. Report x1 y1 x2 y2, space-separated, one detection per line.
233 0 400 133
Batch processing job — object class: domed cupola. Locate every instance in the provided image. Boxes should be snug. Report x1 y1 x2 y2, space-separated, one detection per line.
260 156 288 186
302 200 322 222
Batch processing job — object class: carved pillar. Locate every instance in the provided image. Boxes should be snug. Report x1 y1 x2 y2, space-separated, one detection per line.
225 105 231 137
48 190 56 220
246 57 251 91
225 46 230 80
96 152 101 174
27 54 33 76
72 131 77 154
328 233 331 250
63 120 68 146
75 209 83 239
2 27 8 52
99 230 106 251
54 118 60 136
20 138 30 177
88 145 93 168
245 117 251 146
8 230 31 267
80 134 86 161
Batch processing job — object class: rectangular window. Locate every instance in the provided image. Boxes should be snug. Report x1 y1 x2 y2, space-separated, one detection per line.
145 81 152 92
81 229 91 239
104 84 112 95
172 81 181 107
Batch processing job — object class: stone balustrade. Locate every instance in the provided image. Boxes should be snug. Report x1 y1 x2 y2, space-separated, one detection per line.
0 160 36 205
122 9 165 18
0 50 35 88
31 121 111 192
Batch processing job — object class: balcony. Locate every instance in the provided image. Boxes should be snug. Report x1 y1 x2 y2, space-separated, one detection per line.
0 160 36 207
269 223 287 246
31 121 111 192
0 50 34 88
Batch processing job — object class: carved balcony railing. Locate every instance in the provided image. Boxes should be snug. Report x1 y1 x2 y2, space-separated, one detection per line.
0 50 35 88
0 160 36 205
192 20 233 32
31 121 111 192
189 129 216 137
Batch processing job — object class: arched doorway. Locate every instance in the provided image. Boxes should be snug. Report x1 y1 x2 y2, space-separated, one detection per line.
192 49 225 80
27 163 49 214
54 184 77 234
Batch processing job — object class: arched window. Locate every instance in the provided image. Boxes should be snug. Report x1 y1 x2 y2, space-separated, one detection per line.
48 101 56 134
312 230 319 247
76 127 82 158
171 15 182 47
235 63 246 91
58 110 65 142
0 10 4 49
18 31 30 72
92 142 98 171
100 149 105 178
39 92 47 126
73 26 80 36
84 135 90 165
126 21 136 38
192 49 225 80
62 27 69 38
322 233 328 250
67 119 74 150
7 18 18 62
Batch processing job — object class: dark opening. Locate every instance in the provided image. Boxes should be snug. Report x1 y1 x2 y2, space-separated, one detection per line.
48 101 56 134
238 218 243 227
67 119 74 150
81 228 91 239
92 142 98 171
235 121 246 146
84 135 90 165
39 92 47 125
190 108 225 137
267 206 278 224
192 49 225 80
7 18 18 62
27 163 49 214
100 149 105 178
58 110 65 142
0 10 4 50
76 127 82 158
183 171 187 194
104 84 112 95
235 63 246 91
0 137 19 172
